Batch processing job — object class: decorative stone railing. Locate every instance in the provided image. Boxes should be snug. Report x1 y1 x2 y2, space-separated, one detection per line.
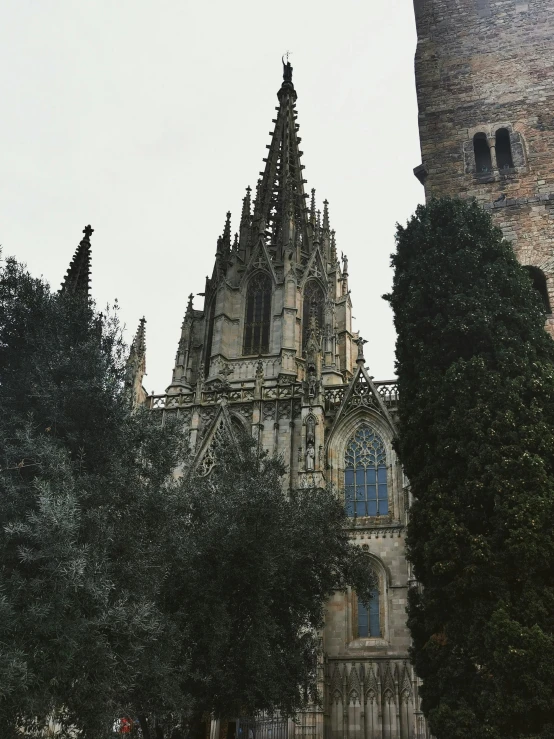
146 380 398 411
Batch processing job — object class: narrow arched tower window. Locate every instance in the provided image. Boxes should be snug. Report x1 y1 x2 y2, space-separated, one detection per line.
243 271 272 355
302 280 325 351
473 133 492 173
344 425 388 517
496 128 514 170
523 266 551 313
357 584 381 638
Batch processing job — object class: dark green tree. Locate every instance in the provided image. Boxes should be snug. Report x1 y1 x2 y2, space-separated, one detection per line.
156 433 373 737
0 255 185 738
385 198 554 739
0 254 373 739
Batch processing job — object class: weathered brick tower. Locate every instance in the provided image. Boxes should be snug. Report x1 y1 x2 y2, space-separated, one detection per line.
413 0 554 324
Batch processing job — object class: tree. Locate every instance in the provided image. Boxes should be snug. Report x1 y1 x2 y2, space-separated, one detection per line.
0 254 373 738
152 432 373 735
0 255 185 738
385 198 554 739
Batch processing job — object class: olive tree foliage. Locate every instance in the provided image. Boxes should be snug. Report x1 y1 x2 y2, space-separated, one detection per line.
0 255 187 738
385 198 554 739
0 255 373 739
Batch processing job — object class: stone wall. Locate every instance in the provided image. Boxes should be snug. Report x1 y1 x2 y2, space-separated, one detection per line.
413 0 554 308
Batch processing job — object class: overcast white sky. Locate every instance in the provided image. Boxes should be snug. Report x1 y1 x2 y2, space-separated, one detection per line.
0 0 423 393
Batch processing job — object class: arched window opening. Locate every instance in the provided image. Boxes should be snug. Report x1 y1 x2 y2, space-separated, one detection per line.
204 299 216 377
302 280 325 352
344 425 388 517
243 272 272 355
496 128 514 170
357 585 380 638
523 266 551 313
473 133 492 173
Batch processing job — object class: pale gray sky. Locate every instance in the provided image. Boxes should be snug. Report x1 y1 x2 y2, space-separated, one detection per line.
0 0 423 392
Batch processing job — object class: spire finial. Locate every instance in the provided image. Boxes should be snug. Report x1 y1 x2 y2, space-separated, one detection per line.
83 224 94 240
282 52 293 84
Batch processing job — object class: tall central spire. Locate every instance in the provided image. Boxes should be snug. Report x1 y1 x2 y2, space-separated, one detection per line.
250 59 311 262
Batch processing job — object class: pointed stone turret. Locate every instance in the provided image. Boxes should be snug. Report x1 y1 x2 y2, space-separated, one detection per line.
250 58 311 262
126 317 147 408
61 225 93 295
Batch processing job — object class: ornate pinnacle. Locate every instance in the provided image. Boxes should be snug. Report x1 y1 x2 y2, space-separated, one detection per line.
222 211 232 251
232 232 239 252
322 199 330 231
330 229 337 263
241 186 252 225
61 224 93 296
310 189 316 226
130 316 147 358
186 293 194 315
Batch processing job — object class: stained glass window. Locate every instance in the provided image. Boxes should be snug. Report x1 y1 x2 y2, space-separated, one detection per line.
357 586 380 638
344 425 388 517
243 272 272 355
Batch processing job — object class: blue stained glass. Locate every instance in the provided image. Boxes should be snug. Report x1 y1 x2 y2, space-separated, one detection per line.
369 588 380 636
344 425 388 518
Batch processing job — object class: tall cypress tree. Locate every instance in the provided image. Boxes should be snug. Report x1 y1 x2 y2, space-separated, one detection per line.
386 198 554 739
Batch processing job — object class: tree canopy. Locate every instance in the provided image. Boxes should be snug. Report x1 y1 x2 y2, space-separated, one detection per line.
386 198 554 739
0 254 372 738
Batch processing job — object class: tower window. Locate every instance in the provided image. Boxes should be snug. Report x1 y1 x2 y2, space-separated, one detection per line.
344 425 388 517
473 133 492 173
302 280 325 352
357 585 381 638
523 266 551 313
496 128 514 170
243 271 272 355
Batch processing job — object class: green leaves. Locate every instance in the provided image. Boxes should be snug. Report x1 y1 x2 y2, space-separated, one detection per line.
388 198 554 739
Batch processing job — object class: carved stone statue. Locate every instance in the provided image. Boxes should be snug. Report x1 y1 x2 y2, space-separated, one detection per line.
306 443 315 471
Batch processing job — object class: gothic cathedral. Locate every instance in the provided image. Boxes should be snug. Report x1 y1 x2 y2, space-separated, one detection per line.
120 2 554 739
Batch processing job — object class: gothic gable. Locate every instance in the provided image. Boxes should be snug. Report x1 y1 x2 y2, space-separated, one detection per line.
300 246 327 288
192 400 241 477
327 363 397 444
240 235 278 287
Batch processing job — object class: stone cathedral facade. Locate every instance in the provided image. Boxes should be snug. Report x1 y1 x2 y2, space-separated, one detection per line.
123 3 554 738
132 62 427 739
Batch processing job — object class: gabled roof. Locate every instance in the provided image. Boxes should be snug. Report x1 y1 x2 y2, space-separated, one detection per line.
327 361 397 444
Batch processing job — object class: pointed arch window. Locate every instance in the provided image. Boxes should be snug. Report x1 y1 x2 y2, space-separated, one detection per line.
473 133 492 173
357 586 381 638
496 128 514 170
243 271 272 355
302 280 325 351
344 425 388 517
